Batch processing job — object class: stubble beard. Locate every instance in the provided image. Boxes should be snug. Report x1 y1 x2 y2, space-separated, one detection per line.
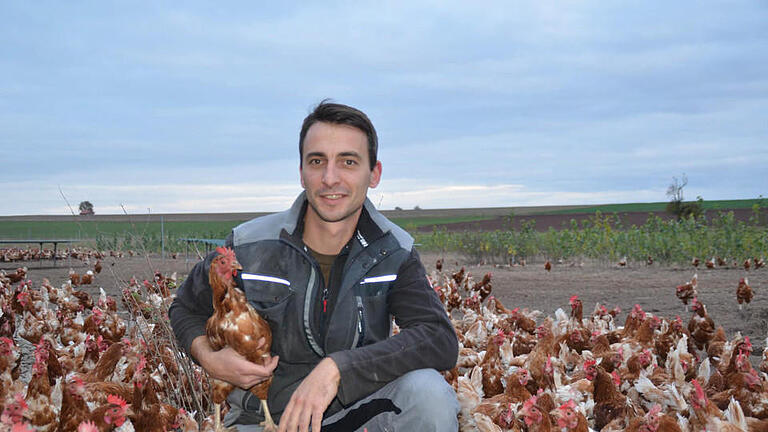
307 198 363 224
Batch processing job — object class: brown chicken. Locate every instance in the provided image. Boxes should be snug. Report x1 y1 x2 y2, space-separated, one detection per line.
4 267 27 284
25 341 60 431
689 379 726 430
472 369 532 428
80 271 94 285
480 330 506 397
206 247 275 431
688 297 716 351
86 394 132 431
69 268 81 286
58 375 90 432
736 277 753 310
518 395 553 431
550 400 588 432
675 273 697 309
626 404 682 432
471 272 493 302
544 260 552 272
705 257 715 269
584 359 628 430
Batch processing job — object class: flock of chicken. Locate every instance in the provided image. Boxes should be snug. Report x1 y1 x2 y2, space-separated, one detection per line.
431 264 768 431
0 258 208 431
1 246 766 431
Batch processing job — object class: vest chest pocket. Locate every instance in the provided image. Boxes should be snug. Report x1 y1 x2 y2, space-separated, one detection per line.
355 274 396 344
240 273 294 314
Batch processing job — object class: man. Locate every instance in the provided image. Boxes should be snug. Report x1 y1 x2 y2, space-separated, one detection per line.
169 101 459 432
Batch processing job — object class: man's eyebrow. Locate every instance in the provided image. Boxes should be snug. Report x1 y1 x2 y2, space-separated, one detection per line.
338 151 362 159
304 151 326 160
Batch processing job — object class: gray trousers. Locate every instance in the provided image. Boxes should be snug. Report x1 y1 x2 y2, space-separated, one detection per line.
225 369 459 432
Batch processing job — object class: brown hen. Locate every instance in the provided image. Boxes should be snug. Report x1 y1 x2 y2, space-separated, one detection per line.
206 247 275 431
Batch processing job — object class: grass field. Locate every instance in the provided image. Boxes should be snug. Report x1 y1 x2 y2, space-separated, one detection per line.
0 220 242 241
0 198 763 246
544 198 765 215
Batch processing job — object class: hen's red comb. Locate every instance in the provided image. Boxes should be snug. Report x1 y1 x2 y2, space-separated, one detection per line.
107 394 127 407
216 247 237 261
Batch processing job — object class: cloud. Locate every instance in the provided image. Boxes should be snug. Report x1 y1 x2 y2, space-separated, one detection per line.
1 1 766 215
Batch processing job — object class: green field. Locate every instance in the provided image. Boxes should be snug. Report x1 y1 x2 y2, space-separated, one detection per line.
544 198 765 215
388 215 497 230
1 198 764 257
0 220 243 241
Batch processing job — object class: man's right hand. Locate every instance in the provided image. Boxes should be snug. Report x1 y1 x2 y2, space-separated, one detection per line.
190 335 279 389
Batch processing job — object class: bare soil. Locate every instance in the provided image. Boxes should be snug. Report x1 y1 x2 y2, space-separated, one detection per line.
5 250 767 362
420 251 768 362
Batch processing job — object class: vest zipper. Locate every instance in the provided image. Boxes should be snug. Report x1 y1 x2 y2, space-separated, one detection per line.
281 239 326 358
322 287 329 313
351 296 365 349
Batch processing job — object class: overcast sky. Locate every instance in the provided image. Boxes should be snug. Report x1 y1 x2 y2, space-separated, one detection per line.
1 1 766 215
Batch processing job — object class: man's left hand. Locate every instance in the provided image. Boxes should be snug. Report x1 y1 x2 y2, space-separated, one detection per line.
278 357 340 432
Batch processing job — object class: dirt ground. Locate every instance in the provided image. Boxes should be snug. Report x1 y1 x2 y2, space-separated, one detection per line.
4 249 767 362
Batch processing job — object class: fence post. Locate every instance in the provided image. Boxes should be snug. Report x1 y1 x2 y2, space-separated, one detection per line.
161 215 165 260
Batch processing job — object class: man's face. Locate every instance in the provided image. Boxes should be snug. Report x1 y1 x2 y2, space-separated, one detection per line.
300 122 381 223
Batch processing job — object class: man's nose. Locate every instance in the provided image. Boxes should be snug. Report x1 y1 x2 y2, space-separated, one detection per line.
322 163 340 186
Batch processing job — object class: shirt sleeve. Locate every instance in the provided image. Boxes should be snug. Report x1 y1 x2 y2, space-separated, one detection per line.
328 248 458 405
168 234 233 357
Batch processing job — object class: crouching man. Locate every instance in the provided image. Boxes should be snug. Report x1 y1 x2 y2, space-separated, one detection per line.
170 100 460 431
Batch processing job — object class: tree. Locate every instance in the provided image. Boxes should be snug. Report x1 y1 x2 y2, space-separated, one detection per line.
79 201 94 215
666 174 701 219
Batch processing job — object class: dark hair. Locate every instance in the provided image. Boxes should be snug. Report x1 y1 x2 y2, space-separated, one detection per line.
299 99 378 171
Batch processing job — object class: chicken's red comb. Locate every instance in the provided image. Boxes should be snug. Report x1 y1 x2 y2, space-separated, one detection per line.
692 379 706 400
523 395 538 409
107 394 127 407
744 336 752 350
648 404 662 417
0 336 14 346
14 393 28 409
216 247 237 262
77 421 99 432
11 423 35 432
569 295 579 304
559 399 576 411
583 359 596 368
691 297 700 306
611 370 621 386
137 356 147 372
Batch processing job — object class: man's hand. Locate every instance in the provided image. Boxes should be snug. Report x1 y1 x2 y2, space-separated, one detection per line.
278 357 340 432
191 335 278 389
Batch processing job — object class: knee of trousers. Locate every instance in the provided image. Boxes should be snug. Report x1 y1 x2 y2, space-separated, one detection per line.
396 369 459 422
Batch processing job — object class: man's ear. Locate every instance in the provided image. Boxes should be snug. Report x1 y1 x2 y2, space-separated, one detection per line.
369 161 382 188
299 165 306 189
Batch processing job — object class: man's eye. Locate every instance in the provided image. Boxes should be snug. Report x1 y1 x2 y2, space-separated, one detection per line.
344 160 356 166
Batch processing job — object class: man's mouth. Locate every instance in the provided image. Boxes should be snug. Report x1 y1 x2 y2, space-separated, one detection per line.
321 193 345 200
